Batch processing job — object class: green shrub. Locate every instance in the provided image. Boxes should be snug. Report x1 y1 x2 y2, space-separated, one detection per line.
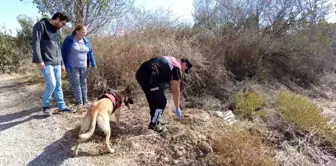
319 124 336 147
234 91 266 118
275 91 327 132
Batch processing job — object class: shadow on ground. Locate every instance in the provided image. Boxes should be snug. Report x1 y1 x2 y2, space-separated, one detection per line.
26 119 148 165
72 121 147 157
26 128 78 166
0 107 46 132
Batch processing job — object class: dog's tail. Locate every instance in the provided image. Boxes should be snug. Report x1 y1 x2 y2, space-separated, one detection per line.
78 104 99 142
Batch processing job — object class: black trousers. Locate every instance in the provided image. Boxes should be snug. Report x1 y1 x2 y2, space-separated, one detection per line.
136 66 167 126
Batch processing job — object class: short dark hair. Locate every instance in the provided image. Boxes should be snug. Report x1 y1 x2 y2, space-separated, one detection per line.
51 12 70 22
181 58 193 73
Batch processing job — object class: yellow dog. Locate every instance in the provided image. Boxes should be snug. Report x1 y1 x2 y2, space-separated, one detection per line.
73 86 133 156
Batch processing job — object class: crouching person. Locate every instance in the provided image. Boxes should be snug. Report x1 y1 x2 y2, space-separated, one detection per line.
135 56 192 132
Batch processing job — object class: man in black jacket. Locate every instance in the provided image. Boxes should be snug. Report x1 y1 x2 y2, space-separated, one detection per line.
32 12 73 115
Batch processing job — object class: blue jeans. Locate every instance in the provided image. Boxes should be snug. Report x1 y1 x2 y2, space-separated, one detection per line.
41 64 66 110
68 67 88 105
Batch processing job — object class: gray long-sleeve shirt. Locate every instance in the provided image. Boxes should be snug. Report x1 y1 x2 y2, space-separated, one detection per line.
32 18 64 66
69 39 89 68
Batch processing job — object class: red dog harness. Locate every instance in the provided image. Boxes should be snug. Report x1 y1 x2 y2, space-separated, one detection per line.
100 92 122 113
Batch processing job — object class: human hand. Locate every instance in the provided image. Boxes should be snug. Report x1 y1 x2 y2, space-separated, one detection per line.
38 63 45 70
62 65 66 72
176 108 182 120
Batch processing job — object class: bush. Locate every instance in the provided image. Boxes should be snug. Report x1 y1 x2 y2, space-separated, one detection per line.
275 91 336 158
211 126 275 166
211 22 336 88
0 15 34 74
234 90 266 119
221 30 265 81
86 27 230 100
275 91 327 133
320 125 336 143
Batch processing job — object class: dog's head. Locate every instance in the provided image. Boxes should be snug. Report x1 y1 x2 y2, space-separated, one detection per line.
122 85 134 109
103 85 134 109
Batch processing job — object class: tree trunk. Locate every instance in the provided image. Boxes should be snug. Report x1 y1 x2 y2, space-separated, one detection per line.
75 0 84 25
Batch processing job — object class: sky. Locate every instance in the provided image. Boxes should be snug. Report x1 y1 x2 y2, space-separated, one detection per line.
0 0 335 36
0 0 194 36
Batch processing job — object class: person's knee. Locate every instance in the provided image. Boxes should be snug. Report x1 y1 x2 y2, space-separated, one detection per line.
160 98 167 109
158 91 167 108
46 79 56 90
81 78 87 86
69 79 79 88
55 80 62 89
154 97 167 110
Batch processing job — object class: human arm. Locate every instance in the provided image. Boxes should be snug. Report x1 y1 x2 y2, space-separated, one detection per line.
86 38 97 68
58 40 65 72
171 68 182 120
171 80 180 110
61 36 70 71
32 22 44 69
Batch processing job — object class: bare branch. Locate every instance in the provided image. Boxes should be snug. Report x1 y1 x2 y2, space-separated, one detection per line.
32 0 135 35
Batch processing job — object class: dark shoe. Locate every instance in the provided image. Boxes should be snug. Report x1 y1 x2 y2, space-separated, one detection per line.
148 123 164 133
42 107 52 116
59 108 75 113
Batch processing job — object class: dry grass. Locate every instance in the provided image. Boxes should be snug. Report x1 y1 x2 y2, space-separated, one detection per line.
9 14 336 166
274 130 336 165
272 91 336 164
3 70 336 165
59 98 278 166
87 27 235 101
211 125 275 166
81 22 336 113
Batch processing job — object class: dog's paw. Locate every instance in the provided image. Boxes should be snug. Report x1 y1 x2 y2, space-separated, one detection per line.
71 151 79 158
108 148 115 153
117 126 125 130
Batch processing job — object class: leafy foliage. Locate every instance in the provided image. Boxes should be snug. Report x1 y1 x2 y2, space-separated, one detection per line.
31 0 134 34
0 15 35 73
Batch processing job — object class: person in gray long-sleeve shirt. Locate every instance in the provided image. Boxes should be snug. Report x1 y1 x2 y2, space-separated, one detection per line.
32 12 74 115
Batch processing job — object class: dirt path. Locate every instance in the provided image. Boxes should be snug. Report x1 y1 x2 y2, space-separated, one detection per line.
0 74 139 166
6 73 307 166
0 74 75 166
0 74 217 166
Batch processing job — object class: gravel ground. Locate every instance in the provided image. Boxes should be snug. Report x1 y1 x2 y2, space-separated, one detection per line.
0 74 137 166
0 74 221 166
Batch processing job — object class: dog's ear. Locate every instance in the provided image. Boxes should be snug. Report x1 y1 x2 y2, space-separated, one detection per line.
128 97 134 104
104 88 112 94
